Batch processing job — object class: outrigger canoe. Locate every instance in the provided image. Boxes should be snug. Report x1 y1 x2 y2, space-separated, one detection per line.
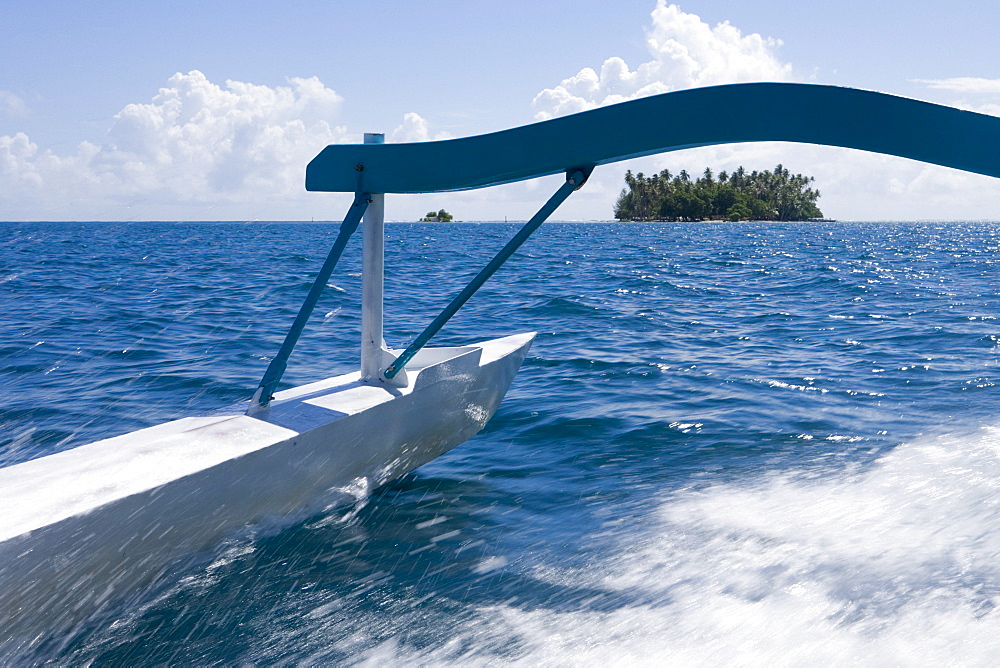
3 82 1000 645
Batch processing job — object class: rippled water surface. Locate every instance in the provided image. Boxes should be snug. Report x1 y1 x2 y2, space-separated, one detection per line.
2 221 1000 664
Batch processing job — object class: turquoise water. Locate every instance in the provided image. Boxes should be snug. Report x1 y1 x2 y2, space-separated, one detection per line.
3 221 1000 663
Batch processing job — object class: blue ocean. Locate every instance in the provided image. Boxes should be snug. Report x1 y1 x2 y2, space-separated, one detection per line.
3 220 1000 664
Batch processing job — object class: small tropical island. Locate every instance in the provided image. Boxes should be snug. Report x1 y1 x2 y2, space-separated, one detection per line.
614 164 823 221
420 209 454 222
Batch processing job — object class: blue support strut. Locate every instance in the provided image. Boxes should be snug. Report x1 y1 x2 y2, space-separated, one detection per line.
384 168 590 379
249 192 370 411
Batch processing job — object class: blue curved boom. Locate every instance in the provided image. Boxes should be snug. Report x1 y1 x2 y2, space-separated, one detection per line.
306 82 1000 194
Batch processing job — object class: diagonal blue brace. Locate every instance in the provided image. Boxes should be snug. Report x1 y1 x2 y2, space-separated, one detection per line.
249 192 370 412
384 167 591 380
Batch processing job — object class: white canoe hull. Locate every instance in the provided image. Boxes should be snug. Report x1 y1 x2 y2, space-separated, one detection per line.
0 332 534 645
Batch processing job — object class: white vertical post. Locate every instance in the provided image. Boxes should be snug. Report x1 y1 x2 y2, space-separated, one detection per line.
361 132 386 381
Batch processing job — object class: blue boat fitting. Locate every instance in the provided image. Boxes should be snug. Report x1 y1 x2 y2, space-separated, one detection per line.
306 83 1000 194
277 82 1000 389
384 168 590 379
249 192 370 411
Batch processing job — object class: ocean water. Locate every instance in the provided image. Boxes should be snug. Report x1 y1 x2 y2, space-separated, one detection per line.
2 220 1000 664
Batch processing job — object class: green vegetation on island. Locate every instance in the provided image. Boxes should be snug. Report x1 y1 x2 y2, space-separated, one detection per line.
420 209 454 222
614 165 823 222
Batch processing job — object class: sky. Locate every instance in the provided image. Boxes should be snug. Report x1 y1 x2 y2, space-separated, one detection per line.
2 0 1000 222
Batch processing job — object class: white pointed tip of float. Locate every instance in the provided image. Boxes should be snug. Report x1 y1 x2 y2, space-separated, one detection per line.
0 333 534 641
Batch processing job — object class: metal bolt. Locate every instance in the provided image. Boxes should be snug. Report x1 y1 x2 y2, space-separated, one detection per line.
355 164 364 172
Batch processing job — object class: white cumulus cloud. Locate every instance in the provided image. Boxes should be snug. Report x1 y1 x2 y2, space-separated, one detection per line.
0 90 30 118
0 71 351 220
914 77 1000 94
389 112 454 143
532 1 792 120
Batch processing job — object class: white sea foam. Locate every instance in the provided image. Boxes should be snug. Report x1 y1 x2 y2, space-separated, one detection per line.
373 425 1000 665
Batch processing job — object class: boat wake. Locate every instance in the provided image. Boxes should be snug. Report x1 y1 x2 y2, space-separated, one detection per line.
354 425 1000 665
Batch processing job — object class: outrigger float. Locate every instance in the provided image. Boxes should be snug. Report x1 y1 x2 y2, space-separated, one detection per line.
3 83 1000 641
